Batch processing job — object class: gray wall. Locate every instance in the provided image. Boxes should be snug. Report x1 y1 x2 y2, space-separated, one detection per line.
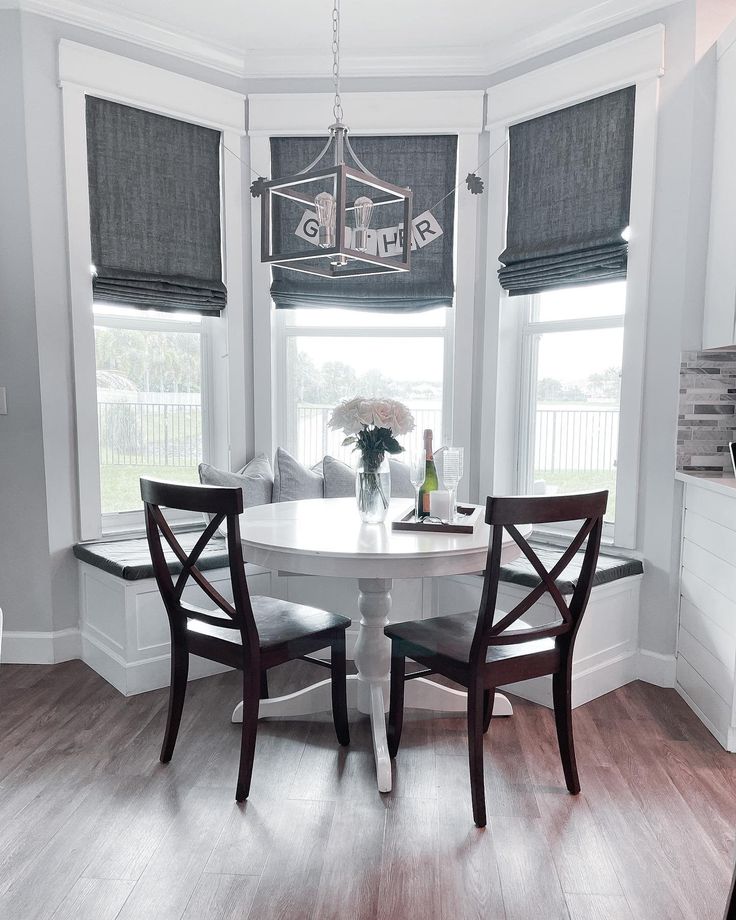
0 10 54 632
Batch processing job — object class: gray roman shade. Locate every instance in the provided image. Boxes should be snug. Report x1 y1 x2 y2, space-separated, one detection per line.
499 87 635 297
86 97 226 315
270 134 457 311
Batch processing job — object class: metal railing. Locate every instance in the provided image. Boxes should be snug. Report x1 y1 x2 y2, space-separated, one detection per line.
534 405 619 473
98 400 202 467
96 398 619 478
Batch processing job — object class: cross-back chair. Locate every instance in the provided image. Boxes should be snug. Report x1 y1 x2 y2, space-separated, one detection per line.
140 478 350 802
385 491 607 827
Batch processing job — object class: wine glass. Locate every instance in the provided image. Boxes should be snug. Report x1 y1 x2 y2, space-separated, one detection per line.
442 447 464 522
408 449 426 521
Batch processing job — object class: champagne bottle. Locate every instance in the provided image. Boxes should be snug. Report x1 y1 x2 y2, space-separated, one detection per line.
418 429 439 518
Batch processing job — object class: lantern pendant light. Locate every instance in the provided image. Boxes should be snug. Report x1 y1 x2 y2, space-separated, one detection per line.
253 0 413 278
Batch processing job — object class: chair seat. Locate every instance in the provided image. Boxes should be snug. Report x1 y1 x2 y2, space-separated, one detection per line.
385 612 558 667
187 595 350 651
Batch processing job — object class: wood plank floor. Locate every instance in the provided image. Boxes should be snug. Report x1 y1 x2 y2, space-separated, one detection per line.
0 660 734 920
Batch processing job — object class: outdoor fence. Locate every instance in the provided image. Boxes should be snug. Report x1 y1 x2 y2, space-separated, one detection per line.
534 405 619 474
97 396 202 468
97 396 619 477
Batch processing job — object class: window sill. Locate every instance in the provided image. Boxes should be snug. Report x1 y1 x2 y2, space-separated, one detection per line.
529 526 641 559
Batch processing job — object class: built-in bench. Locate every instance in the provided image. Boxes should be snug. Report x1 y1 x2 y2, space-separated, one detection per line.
74 530 643 706
73 532 642 590
73 531 230 581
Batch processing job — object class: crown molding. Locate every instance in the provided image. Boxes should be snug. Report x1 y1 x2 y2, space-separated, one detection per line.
4 0 682 80
483 0 678 77
486 24 666 130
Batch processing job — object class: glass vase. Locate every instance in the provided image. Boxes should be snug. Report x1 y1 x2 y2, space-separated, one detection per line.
356 452 391 523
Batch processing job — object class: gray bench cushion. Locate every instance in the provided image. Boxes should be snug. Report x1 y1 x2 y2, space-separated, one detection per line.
73 531 229 581
74 531 642 590
497 544 643 595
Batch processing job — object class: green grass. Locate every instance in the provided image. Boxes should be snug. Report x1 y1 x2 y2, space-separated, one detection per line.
534 470 617 523
101 464 199 514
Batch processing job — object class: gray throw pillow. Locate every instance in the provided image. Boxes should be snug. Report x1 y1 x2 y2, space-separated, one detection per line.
272 447 325 502
322 454 415 500
198 454 274 534
388 458 416 499
323 455 356 498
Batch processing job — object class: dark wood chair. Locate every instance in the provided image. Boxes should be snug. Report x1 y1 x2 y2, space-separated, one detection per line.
385 491 607 827
140 478 350 802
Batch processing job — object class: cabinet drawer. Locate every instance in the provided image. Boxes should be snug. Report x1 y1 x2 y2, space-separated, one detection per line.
681 539 736 603
685 485 736 535
680 596 736 674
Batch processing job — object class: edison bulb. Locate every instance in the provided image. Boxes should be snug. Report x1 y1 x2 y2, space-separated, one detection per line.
352 196 374 252
314 192 336 248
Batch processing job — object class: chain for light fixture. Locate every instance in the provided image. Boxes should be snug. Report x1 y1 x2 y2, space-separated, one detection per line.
253 0 413 278
331 0 343 126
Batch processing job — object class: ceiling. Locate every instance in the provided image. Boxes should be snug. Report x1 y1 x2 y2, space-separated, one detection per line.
16 0 682 76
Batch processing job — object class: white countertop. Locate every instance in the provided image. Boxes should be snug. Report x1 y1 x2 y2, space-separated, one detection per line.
675 470 736 497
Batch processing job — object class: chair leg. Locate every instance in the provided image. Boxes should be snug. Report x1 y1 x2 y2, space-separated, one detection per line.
259 670 269 700
483 689 493 733
160 638 188 764
331 633 350 746
387 643 405 759
467 679 487 828
235 673 261 803
552 665 580 794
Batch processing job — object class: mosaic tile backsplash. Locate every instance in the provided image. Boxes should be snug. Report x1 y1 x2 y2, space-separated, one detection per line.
678 350 736 473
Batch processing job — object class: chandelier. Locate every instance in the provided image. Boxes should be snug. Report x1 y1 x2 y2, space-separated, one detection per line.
252 0 413 278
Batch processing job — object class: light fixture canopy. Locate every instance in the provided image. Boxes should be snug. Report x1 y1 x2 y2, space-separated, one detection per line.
253 1 413 278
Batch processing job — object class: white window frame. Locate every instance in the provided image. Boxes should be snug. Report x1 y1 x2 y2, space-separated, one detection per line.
273 308 454 462
517 291 627 542
93 308 215 533
246 91 485 503
479 25 665 548
59 41 247 539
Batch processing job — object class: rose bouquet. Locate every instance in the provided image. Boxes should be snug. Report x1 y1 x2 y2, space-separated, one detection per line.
328 397 415 521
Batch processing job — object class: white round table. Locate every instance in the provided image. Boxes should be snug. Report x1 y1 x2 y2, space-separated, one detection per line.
231 497 527 792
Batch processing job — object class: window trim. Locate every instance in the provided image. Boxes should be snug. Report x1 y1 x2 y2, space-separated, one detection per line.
517 294 626 542
479 26 664 549
59 41 247 540
273 309 454 466
246 92 485 504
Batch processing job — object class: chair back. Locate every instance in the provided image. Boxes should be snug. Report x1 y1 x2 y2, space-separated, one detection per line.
140 478 259 656
471 491 607 665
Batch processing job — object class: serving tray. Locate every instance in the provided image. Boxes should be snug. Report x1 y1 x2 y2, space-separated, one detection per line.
391 504 483 534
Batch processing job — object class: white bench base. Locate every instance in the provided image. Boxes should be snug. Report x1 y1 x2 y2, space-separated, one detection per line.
76 561 642 708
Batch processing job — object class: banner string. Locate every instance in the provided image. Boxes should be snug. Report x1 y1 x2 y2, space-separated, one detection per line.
223 134 509 211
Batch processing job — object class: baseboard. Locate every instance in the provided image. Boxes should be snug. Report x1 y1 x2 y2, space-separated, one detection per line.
502 645 638 710
637 649 677 687
0 628 81 664
81 629 230 696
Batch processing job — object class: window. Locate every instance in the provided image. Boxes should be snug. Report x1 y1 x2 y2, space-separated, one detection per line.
275 307 453 468
518 281 626 527
93 305 213 530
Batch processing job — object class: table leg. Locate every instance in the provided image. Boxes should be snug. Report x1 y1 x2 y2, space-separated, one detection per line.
354 578 393 793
